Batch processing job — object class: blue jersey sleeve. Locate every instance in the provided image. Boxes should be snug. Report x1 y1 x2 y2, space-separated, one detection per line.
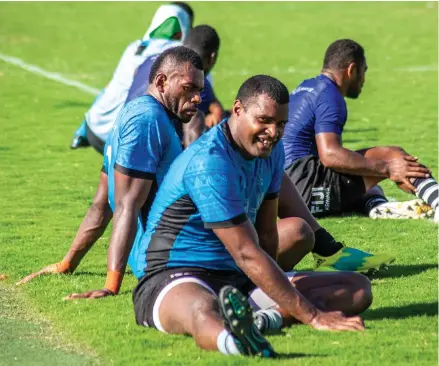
314 90 347 135
266 142 285 199
183 152 247 229
115 114 167 178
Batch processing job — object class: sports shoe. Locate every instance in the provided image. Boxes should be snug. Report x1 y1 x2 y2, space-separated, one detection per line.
218 286 277 358
369 199 434 220
313 246 396 275
70 135 90 149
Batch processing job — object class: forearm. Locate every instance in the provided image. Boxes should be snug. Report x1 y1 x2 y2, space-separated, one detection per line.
63 204 112 271
238 247 317 324
322 147 388 177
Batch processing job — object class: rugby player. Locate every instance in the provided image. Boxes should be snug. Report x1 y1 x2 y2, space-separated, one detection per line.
283 39 438 222
132 75 371 357
17 47 204 299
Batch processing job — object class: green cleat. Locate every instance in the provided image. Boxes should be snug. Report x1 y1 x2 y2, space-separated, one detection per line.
313 246 396 274
218 286 277 358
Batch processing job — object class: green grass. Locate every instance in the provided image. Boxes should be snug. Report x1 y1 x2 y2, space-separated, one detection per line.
0 2 437 365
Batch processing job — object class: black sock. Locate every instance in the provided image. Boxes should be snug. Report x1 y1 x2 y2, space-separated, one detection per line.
413 177 439 211
313 228 343 257
364 194 388 215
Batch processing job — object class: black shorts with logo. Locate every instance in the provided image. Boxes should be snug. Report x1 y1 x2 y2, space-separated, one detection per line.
133 267 255 330
285 155 366 217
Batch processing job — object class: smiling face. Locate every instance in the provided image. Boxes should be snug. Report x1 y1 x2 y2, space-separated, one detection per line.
156 62 204 122
232 94 288 159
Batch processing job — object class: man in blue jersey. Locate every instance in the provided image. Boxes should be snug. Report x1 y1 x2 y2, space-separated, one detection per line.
126 24 224 147
70 2 193 153
283 39 437 221
17 47 205 299
132 75 371 357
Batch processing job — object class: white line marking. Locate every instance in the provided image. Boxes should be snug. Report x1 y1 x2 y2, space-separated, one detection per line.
0 52 436 92
0 52 99 95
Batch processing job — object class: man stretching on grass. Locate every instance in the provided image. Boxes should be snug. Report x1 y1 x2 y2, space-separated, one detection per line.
132 75 371 357
283 39 438 222
17 47 205 297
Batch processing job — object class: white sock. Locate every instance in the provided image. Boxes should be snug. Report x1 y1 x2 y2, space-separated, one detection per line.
256 309 283 331
216 329 241 356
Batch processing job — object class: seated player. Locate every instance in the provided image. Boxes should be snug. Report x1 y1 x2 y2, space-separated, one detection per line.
283 39 438 221
70 2 193 153
16 47 204 300
126 24 223 147
132 75 371 357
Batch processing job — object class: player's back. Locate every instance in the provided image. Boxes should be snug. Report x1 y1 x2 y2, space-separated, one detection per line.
282 74 347 168
131 120 284 279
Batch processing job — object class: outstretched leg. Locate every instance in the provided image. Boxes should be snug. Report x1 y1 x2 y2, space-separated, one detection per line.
250 271 372 332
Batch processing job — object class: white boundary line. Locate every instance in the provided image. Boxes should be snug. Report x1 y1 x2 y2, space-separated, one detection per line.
0 52 100 95
0 52 437 94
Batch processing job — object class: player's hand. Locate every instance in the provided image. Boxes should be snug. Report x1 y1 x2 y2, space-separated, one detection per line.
205 114 220 128
309 310 365 331
388 156 431 192
63 288 115 300
16 262 71 286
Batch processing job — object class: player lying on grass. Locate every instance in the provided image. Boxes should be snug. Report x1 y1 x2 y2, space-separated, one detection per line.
283 39 438 221
70 2 193 153
126 24 223 147
132 75 371 358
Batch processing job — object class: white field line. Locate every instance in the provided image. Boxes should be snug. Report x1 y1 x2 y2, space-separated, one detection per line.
0 52 437 93
0 52 100 95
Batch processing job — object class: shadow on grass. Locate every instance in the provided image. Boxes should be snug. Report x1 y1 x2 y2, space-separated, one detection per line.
364 301 438 320
55 101 91 108
344 127 378 133
275 352 323 360
373 264 437 279
74 271 107 277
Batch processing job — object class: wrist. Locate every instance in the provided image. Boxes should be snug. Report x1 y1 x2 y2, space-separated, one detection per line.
104 270 124 294
55 259 71 273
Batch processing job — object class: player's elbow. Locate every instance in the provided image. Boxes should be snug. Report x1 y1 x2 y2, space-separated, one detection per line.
319 147 341 169
232 244 264 271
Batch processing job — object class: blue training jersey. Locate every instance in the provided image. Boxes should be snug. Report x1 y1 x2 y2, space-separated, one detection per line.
102 95 183 271
282 74 347 168
130 120 285 279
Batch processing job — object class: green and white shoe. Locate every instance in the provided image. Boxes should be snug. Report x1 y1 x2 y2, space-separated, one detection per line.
313 246 396 275
218 286 277 358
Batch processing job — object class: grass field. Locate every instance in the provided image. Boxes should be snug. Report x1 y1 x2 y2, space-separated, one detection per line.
0 2 438 365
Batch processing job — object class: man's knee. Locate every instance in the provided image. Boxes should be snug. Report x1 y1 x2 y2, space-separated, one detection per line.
349 272 373 311
282 217 315 253
384 145 407 158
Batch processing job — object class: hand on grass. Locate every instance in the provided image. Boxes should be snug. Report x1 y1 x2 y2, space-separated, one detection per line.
310 310 365 331
64 288 115 300
16 261 71 286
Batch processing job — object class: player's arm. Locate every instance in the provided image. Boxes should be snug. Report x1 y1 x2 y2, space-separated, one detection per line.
214 218 364 331
316 132 388 176
183 109 206 147
16 171 113 285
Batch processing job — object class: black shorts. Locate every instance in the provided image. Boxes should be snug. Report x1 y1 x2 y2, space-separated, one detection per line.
132 267 255 332
285 155 366 217
85 123 105 155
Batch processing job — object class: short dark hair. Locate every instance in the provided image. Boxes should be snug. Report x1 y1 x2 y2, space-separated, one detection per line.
236 75 289 109
323 39 365 70
149 46 203 84
184 25 220 59
170 2 194 25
